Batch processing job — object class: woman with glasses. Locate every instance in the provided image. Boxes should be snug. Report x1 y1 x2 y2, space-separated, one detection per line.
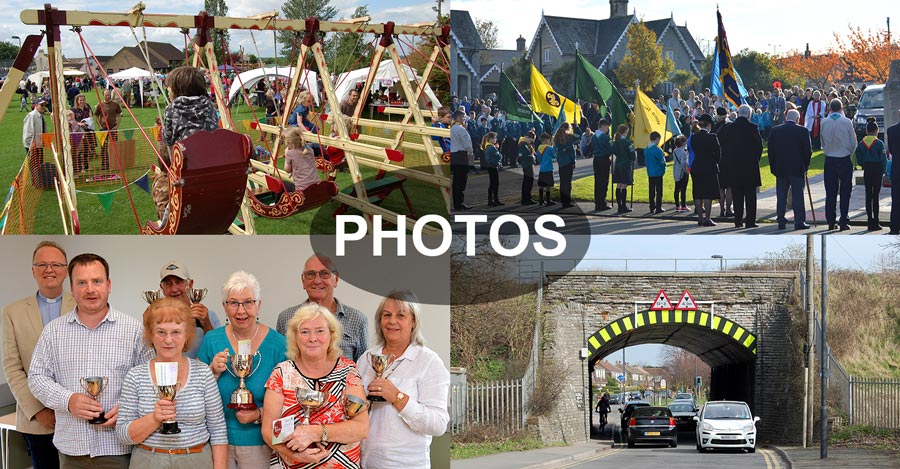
117 297 227 468
261 303 368 468
358 290 449 469
198 271 287 468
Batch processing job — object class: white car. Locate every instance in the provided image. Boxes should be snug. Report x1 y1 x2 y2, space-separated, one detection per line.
694 400 759 453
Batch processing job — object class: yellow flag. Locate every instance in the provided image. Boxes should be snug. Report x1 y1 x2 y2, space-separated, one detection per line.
632 87 671 148
96 131 108 149
530 65 581 124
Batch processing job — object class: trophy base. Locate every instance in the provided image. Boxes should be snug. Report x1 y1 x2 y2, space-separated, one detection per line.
367 395 386 402
227 402 258 410
160 422 181 434
88 412 107 425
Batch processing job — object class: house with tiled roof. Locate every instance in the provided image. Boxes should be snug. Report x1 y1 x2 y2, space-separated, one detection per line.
104 41 184 74
450 9 483 100
526 1 704 94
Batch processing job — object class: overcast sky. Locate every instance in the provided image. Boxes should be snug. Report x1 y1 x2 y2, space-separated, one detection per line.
452 0 895 57
0 0 437 58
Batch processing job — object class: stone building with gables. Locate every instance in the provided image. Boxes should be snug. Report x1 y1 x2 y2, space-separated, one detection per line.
450 9 483 100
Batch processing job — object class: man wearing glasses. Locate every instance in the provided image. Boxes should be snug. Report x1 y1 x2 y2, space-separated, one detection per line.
156 261 221 358
2 241 75 469
22 97 48 156
275 253 368 362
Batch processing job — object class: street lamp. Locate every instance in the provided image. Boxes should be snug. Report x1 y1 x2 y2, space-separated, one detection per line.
11 36 21 48
768 43 781 56
711 254 724 272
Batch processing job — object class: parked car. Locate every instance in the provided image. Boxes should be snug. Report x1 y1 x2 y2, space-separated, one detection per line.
626 406 678 448
853 84 884 139
668 400 698 430
694 401 759 453
609 394 621 405
619 400 651 433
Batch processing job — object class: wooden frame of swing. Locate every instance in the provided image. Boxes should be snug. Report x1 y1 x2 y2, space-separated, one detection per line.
16 4 451 235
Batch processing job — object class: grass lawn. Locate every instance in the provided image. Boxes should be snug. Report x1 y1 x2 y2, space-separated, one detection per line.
1 93 447 234
570 146 826 204
451 436 566 460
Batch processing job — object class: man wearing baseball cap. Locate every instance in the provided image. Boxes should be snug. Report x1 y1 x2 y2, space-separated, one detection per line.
157 261 221 358
23 97 48 156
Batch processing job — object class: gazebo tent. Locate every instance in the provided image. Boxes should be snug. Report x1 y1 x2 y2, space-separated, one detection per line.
107 67 158 104
334 60 441 110
227 66 320 106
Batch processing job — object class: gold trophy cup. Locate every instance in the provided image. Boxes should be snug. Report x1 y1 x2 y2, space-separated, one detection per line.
367 353 395 402
344 394 368 418
225 351 260 410
79 376 109 424
142 290 160 304
154 384 181 434
296 388 327 425
188 287 207 327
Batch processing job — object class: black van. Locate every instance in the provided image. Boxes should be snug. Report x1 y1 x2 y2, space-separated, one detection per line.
854 84 884 139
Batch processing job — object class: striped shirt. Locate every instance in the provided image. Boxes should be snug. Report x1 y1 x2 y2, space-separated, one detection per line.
116 359 227 448
28 306 154 457
276 298 369 363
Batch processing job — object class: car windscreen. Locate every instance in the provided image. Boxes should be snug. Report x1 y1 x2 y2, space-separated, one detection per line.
634 407 671 417
704 404 751 419
859 89 883 109
668 403 694 412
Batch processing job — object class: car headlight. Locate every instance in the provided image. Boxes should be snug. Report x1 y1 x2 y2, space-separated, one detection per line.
702 422 714 431
742 422 755 432
856 116 867 124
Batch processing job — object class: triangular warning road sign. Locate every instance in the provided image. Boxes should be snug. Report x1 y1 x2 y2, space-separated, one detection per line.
650 290 673 310
675 290 698 310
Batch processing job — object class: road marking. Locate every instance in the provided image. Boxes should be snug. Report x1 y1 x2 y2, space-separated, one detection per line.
553 448 624 468
759 448 782 469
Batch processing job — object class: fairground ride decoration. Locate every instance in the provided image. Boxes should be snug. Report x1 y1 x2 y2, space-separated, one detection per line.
0 3 450 235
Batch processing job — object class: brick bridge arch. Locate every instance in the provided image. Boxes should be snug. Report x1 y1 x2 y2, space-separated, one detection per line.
534 271 805 446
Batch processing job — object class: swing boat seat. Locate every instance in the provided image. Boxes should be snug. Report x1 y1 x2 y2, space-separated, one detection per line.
247 157 339 219
141 129 251 235
331 172 415 219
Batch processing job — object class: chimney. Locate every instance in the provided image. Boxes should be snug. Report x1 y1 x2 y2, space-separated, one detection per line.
610 0 628 18
516 35 526 52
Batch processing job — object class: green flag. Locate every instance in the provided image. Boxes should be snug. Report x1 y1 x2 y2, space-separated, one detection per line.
499 71 539 122
574 51 632 131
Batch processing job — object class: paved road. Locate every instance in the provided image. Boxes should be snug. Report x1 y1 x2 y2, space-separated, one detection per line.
571 408 785 469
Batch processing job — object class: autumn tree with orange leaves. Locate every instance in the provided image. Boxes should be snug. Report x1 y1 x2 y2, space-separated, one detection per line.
776 49 843 90
834 26 900 83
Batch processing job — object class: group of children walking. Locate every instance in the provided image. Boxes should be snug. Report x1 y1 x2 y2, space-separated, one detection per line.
481 128 569 207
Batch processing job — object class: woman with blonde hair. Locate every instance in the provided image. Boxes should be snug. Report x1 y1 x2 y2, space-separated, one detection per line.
262 303 368 468
359 291 450 469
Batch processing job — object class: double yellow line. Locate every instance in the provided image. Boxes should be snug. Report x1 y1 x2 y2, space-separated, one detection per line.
760 448 784 469
553 448 624 468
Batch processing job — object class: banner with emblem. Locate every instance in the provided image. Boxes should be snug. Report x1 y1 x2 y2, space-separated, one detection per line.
530 65 581 124
710 9 747 108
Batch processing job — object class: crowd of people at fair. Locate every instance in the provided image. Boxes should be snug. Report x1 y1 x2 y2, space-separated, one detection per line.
2 242 449 469
445 83 898 233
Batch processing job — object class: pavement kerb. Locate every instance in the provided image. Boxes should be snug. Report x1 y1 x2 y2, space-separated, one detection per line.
769 446 794 469
518 444 615 469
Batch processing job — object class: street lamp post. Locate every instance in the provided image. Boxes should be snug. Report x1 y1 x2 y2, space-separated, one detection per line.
11 36 21 48
711 254 724 272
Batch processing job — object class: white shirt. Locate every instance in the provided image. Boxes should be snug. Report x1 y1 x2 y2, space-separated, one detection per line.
359 344 450 469
820 112 857 158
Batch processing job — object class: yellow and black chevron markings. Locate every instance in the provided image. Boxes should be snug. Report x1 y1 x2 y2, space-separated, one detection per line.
586 310 757 357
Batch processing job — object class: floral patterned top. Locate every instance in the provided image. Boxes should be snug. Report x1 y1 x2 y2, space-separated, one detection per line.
265 357 362 469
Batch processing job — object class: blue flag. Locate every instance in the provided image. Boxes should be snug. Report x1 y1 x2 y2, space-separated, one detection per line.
710 9 747 108
666 105 682 140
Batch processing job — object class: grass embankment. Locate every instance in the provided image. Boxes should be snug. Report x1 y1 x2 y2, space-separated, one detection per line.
569 146 827 204
451 434 565 460
0 93 447 234
831 426 900 454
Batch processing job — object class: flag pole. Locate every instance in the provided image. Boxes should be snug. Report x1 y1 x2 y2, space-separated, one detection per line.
805 173 818 226
631 79 639 210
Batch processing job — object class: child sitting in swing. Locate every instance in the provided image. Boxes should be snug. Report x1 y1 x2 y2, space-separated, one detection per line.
152 66 220 221
282 126 319 193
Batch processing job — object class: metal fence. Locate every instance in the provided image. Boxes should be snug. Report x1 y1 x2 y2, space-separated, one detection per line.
449 378 525 436
826 350 900 429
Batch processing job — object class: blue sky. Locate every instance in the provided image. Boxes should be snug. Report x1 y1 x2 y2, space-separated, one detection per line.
453 0 895 57
1 0 437 58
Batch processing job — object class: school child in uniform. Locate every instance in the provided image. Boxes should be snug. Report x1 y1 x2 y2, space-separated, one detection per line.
536 133 556 206
483 131 503 206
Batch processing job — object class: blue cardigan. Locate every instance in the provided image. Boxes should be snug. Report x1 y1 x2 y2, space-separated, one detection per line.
645 143 666 177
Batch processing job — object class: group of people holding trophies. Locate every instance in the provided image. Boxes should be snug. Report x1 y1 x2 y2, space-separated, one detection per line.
3 241 449 469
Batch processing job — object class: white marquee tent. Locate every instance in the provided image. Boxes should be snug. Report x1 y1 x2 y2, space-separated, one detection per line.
334 60 441 110
227 66 320 106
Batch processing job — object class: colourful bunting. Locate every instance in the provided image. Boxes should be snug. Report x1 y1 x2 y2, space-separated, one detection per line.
96 192 114 214
134 173 150 194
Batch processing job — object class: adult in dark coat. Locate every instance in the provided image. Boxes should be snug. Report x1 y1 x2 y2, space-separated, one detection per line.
712 107 733 217
689 114 721 226
720 104 764 228
887 113 900 234
769 109 813 230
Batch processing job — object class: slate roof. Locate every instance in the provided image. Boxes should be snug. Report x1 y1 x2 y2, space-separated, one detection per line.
541 14 635 57
643 19 671 40
450 10 483 51
677 26 704 59
479 48 522 81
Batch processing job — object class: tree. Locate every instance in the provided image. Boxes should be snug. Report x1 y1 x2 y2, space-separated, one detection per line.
505 52 532 95
0 41 17 60
776 49 843 90
659 346 710 393
326 6 373 75
834 26 900 83
669 69 698 92
474 18 499 50
279 0 338 58
408 13 450 104
731 48 777 91
550 60 575 96
614 22 674 91
204 0 229 64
